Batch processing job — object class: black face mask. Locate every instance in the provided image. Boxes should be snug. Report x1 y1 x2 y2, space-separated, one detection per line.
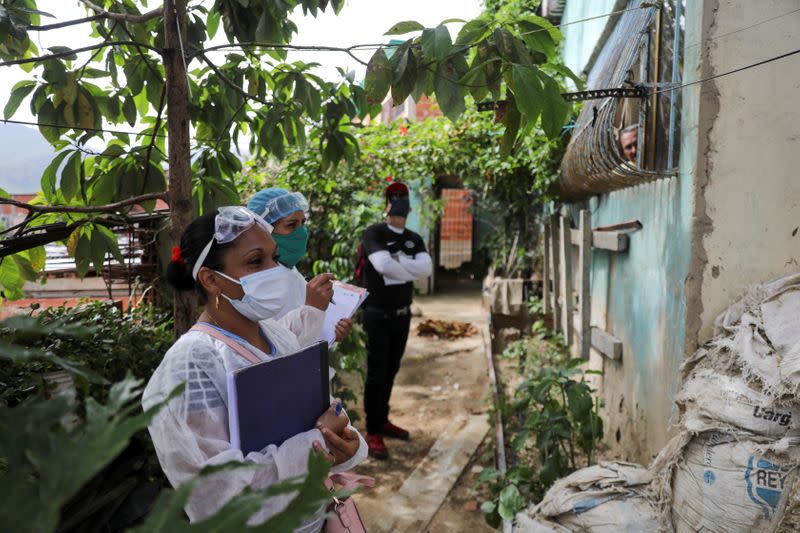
388 195 410 217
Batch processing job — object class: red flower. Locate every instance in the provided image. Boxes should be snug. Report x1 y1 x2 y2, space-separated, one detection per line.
399 125 408 136
386 176 394 182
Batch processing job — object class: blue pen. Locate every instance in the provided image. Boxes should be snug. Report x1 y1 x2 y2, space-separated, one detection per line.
335 402 343 416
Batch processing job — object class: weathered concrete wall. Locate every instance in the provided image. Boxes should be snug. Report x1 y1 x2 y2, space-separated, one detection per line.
572 0 800 462
694 0 800 342
559 0 705 462
572 172 693 462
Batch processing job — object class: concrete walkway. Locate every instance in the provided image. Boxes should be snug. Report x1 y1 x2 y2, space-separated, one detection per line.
348 290 495 532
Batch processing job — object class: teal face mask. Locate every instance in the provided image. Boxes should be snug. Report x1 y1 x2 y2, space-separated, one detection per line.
273 225 309 268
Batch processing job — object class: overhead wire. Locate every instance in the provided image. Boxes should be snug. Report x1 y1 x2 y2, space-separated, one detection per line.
647 47 800 97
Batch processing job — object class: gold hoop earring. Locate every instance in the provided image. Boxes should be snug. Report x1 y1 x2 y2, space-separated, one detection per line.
215 293 220 309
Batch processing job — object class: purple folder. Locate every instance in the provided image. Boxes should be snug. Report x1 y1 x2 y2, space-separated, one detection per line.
227 341 329 455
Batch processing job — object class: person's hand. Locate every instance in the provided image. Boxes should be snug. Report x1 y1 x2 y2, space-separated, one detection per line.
334 318 353 342
305 273 335 311
313 427 360 465
315 400 349 437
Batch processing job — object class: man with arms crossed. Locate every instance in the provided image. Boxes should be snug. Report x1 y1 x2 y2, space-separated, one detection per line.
361 181 433 459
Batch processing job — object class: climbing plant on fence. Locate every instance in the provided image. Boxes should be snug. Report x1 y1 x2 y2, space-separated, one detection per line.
0 0 578 334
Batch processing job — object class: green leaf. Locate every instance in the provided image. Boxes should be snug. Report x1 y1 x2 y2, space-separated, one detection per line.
0 376 179 532
89 227 109 273
41 150 70 201
456 18 490 45
390 44 417 106
96 225 125 264
493 28 525 63
440 18 467 24
122 94 136 127
421 25 452 61
542 62 584 89
411 68 433 102
434 56 467 121
384 20 423 35
74 232 92 278
520 13 562 43
540 74 570 139
47 46 77 61
60 151 81 201
500 95 522 157
3 80 35 119
364 48 391 104
498 484 524 521
90 172 117 205
511 64 543 122
519 21 556 58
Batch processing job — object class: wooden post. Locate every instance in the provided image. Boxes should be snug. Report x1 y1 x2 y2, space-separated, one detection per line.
164 0 196 336
559 215 573 348
543 221 551 316
550 213 561 333
578 210 592 359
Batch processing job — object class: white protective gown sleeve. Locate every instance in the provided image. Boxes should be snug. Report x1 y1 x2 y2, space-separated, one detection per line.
274 267 326 347
142 320 367 531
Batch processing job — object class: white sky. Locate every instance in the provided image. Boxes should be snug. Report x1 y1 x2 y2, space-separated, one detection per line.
1 0 483 123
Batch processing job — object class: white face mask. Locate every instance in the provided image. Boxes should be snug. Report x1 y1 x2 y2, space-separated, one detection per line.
215 265 290 322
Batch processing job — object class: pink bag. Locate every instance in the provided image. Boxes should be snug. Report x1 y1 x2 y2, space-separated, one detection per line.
324 472 375 533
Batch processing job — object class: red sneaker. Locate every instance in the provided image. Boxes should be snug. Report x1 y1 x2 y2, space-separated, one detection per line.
381 421 410 441
367 433 389 460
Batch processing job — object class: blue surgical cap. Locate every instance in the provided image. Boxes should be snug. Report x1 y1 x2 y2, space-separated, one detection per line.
247 187 308 224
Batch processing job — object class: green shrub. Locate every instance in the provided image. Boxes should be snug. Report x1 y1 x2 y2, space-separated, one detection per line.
480 337 604 528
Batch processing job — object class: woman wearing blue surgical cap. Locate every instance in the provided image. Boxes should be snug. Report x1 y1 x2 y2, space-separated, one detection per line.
248 188 353 345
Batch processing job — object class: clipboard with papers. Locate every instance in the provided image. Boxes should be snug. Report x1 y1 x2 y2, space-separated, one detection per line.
227 341 329 454
322 281 368 345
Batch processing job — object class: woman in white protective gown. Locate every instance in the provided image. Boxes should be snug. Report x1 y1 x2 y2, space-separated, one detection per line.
142 206 367 530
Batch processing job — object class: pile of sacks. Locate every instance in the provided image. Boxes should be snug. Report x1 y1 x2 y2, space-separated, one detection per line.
515 273 800 532
513 462 661 532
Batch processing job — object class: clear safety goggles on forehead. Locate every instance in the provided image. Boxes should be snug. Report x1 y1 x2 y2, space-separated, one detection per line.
260 192 309 223
191 206 273 280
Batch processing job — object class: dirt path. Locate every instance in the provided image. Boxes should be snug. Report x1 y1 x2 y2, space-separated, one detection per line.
346 290 496 532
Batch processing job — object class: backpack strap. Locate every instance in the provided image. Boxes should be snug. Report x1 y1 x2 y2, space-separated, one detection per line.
190 324 262 365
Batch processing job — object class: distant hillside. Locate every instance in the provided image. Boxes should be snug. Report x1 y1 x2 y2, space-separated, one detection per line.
0 123 57 194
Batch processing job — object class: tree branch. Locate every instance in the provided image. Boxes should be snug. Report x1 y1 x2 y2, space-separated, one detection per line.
0 192 167 214
197 52 275 107
28 14 104 31
0 41 161 67
79 0 164 24
193 42 374 65
143 84 167 188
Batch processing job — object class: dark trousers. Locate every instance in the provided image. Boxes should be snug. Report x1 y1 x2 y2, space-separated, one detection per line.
363 307 411 434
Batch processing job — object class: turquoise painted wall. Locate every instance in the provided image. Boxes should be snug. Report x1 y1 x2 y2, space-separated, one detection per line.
560 0 699 458
561 0 619 77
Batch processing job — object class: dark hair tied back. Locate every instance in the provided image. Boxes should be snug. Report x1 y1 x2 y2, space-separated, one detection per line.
164 211 233 300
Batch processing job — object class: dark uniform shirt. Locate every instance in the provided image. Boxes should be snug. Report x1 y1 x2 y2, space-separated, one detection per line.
362 222 427 309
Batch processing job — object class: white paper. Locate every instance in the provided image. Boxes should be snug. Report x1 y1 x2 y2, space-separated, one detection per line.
322 281 368 344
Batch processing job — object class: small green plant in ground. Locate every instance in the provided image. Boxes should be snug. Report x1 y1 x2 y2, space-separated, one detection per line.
479 335 604 528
